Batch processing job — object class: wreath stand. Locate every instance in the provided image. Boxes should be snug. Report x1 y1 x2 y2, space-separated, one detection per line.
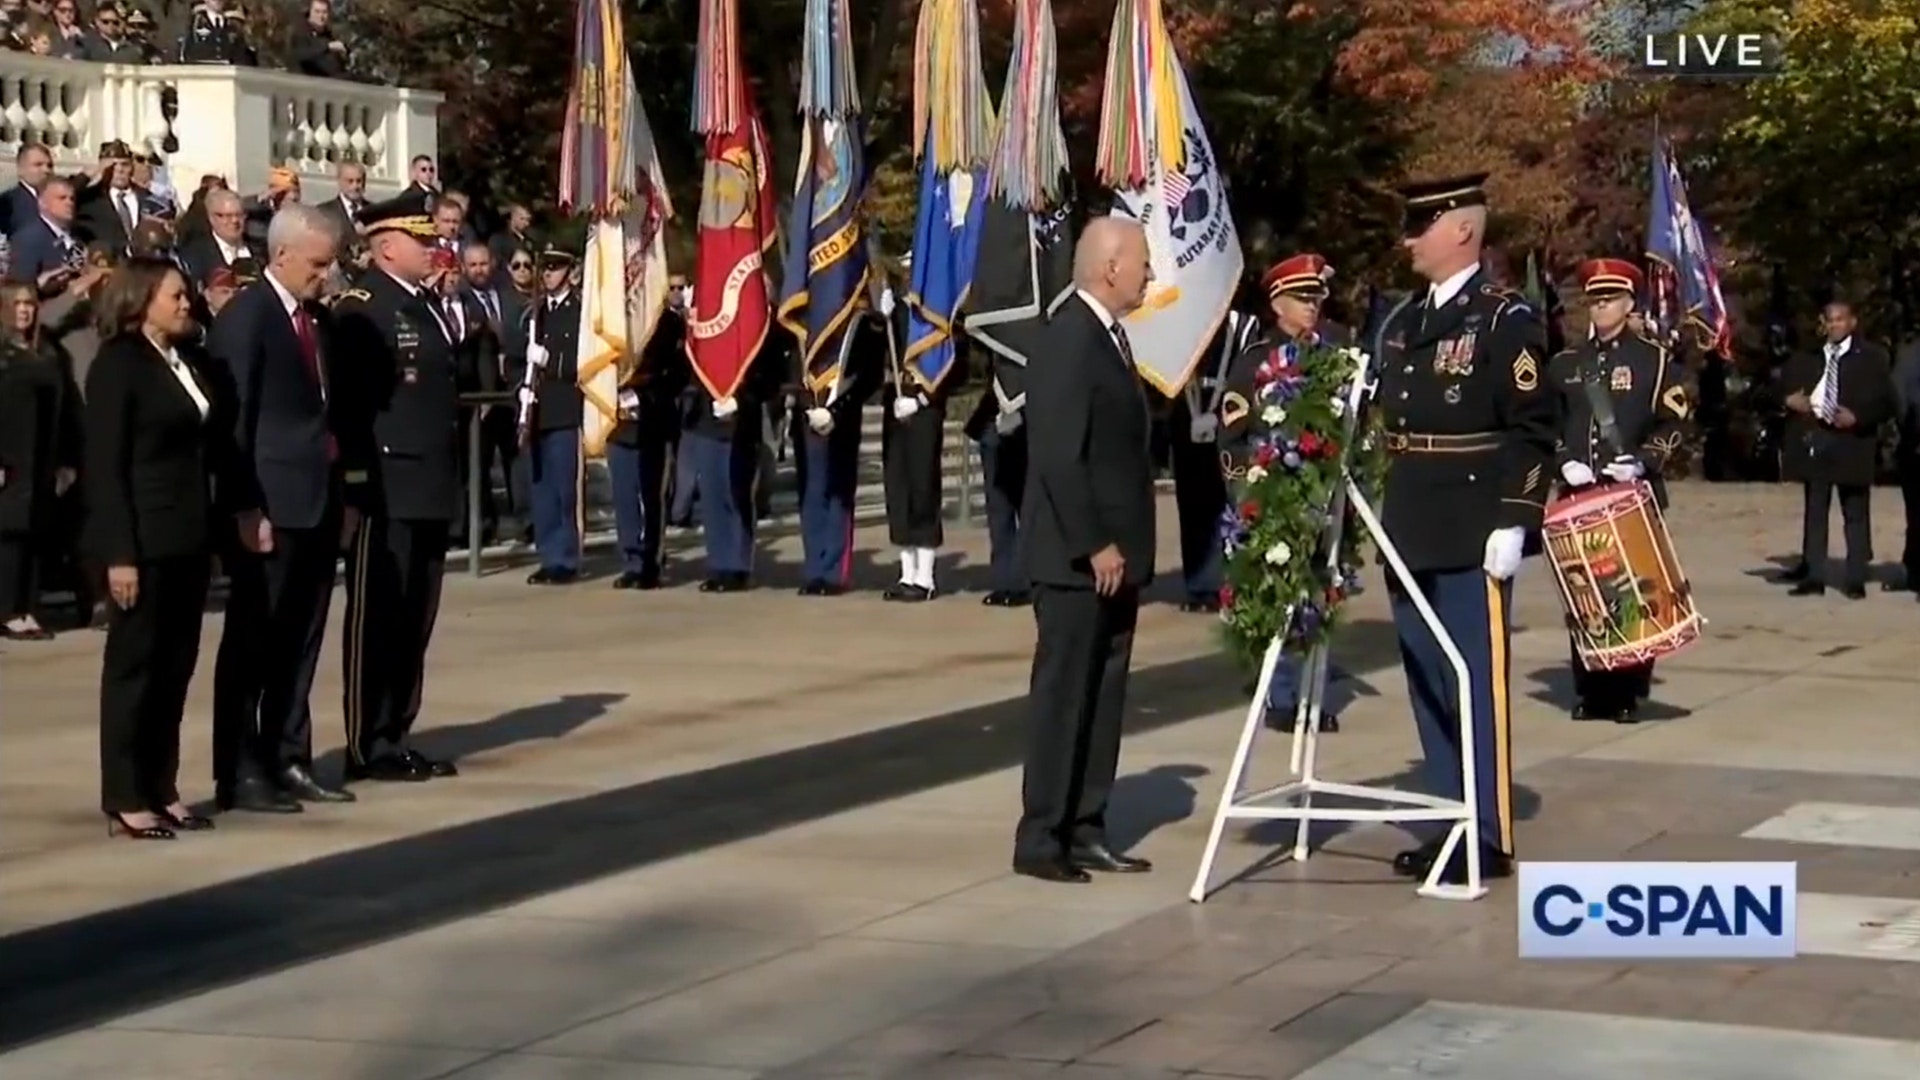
1187 355 1488 904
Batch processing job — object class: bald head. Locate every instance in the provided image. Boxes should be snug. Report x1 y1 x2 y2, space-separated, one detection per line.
1074 217 1152 319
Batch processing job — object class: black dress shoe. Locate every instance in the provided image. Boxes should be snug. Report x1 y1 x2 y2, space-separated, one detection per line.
882 582 933 602
1779 562 1810 582
1432 845 1516 886
217 778 303 813
403 748 458 777
699 573 750 593
1179 594 1221 614
106 812 175 840
1842 584 1868 600
527 568 556 585
1392 838 1445 877
798 579 847 597
1881 579 1911 593
1788 580 1826 597
345 754 430 782
278 764 356 802
612 571 646 590
160 808 216 831
1013 856 1091 884
1068 843 1152 873
1614 703 1642 725
1572 701 1630 722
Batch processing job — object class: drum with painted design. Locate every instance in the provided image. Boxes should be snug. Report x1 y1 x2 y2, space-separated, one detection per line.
1542 481 1703 671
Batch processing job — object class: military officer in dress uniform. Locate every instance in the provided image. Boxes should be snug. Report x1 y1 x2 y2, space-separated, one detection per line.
1549 257 1690 723
520 245 584 584
1373 174 1559 885
882 287 952 602
333 196 461 783
606 297 688 590
794 310 881 597
965 345 1029 607
1218 253 1344 733
683 333 777 592
1168 294 1260 613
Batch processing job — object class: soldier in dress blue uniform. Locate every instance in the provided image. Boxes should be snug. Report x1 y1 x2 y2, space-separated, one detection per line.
1168 290 1260 613
683 332 778 592
882 286 954 602
333 196 461 783
1550 257 1691 724
794 311 881 596
520 246 584 585
1373 174 1559 885
1218 253 1345 733
606 299 689 590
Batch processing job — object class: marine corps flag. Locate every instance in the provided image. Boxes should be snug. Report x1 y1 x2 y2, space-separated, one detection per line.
558 0 672 459
900 0 993 392
1095 0 1241 394
778 0 871 400
689 0 778 403
962 0 1074 429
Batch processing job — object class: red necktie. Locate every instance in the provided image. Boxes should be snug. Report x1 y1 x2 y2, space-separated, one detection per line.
293 306 338 463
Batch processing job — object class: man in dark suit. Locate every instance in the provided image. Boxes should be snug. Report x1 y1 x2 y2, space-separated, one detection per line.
451 241 507 546
332 197 462 782
316 161 367 240
1894 342 1920 596
1781 299 1897 598
1013 217 1158 885
180 188 263 287
9 178 85 292
75 140 144 257
208 201 362 812
399 155 439 215
2 143 55 238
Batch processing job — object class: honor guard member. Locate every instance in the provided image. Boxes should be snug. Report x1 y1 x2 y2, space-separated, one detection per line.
683 331 776 592
1218 253 1344 732
521 245 584 584
606 293 688 590
795 309 881 597
1374 174 1559 884
333 196 461 782
882 280 951 601
964 346 1029 608
1550 258 1691 723
1168 293 1260 613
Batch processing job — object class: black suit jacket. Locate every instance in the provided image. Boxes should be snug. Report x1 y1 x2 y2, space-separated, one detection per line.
1 183 40 238
208 278 365 530
1021 294 1157 589
7 218 82 285
82 333 246 564
1782 338 1896 488
180 234 264 287
317 195 364 240
75 182 143 255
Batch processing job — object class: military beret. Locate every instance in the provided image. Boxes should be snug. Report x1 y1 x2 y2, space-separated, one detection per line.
1261 253 1333 301
1398 172 1489 237
1577 257 1644 299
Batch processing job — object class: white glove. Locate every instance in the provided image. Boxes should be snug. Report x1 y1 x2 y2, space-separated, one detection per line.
525 343 550 370
1602 455 1644 483
1482 526 1525 581
805 407 834 435
515 386 535 408
1189 414 1220 443
711 397 739 419
994 409 1024 436
1559 461 1596 487
893 396 920 420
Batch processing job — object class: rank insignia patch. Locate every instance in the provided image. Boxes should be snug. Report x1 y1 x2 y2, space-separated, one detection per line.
1513 349 1540 391
1610 365 1633 391
1221 391 1250 428
1661 384 1691 420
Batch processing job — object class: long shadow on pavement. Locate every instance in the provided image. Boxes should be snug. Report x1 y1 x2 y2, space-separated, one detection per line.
0 620 1403 1052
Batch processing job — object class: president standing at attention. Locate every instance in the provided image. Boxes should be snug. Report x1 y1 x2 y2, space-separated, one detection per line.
1374 174 1558 886
1012 217 1157 885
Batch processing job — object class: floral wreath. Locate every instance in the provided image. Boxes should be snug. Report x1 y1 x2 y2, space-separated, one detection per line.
1217 338 1387 667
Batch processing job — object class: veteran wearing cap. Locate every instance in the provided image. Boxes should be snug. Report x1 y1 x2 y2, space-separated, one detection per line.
331 195 462 784
74 140 144 257
1371 174 1558 886
1217 253 1347 733
1549 258 1690 724
514 244 586 584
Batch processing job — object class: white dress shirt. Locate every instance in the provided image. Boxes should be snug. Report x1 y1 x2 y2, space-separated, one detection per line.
1075 288 1129 364
1428 263 1480 308
214 235 247 265
163 344 210 418
1812 335 1850 421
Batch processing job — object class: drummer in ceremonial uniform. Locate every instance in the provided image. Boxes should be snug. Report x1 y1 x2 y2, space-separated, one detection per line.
1374 174 1558 884
333 196 461 782
1219 253 1344 732
1549 257 1690 723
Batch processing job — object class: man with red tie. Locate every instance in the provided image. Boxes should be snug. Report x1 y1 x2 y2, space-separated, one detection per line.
209 201 363 812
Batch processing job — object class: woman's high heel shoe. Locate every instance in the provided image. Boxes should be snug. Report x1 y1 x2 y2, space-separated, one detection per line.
106 812 175 840
160 807 215 831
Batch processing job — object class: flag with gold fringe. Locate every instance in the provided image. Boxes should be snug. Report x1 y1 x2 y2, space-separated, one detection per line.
962 0 1075 430
558 0 672 458
1095 0 1240 395
901 0 993 393
689 0 779 404
778 0 871 400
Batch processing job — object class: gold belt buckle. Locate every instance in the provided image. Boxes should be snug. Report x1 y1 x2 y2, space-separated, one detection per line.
1385 432 1411 453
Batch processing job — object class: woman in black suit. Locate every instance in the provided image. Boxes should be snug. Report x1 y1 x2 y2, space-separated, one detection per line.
84 257 255 839
0 280 81 640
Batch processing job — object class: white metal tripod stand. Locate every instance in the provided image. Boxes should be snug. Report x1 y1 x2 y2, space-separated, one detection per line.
1187 355 1488 903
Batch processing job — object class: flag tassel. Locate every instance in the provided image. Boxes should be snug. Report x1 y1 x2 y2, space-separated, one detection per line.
1093 0 1184 190
694 0 744 135
912 0 994 171
987 0 1066 210
800 0 860 119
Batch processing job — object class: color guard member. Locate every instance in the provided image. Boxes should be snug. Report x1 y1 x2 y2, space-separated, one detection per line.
606 295 688 590
521 245 584 584
1549 257 1690 723
1374 174 1558 884
882 291 950 601
1168 295 1259 613
794 311 879 597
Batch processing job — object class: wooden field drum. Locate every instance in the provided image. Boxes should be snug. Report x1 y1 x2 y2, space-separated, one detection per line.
1541 481 1704 671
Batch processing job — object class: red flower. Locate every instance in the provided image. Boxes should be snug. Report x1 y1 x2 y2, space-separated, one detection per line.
1219 585 1235 609
1239 500 1260 521
1321 438 1341 459
1254 443 1278 467
1298 432 1322 457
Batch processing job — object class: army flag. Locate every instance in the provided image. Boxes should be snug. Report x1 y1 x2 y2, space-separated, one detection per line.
1094 0 1241 395
1647 133 1731 357
900 0 993 393
962 0 1074 429
777 0 870 400
558 0 672 459
689 0 778 404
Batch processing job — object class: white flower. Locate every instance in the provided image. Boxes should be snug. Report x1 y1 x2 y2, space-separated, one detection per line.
1264 541 1293 567
1330 395 1348 418
1261 405 1287 425
1246 465 1268 483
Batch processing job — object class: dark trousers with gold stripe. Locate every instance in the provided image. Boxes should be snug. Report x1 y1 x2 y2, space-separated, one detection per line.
1389 569 1515 856
341 515 448 764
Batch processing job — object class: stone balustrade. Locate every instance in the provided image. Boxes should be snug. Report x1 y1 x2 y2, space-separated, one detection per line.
0 51 440 203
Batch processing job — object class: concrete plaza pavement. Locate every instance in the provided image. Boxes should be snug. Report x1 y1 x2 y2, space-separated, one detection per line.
3 483 1919 1077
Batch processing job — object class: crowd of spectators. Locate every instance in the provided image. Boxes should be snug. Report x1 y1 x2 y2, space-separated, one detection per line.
1 0 356 78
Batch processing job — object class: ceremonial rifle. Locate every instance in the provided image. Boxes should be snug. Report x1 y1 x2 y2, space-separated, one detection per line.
515 299 545 449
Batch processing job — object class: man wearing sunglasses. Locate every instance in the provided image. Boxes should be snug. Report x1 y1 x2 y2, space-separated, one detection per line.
79 3 143 62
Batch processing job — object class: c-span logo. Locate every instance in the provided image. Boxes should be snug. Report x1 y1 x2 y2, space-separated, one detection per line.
1519 862 1797 959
